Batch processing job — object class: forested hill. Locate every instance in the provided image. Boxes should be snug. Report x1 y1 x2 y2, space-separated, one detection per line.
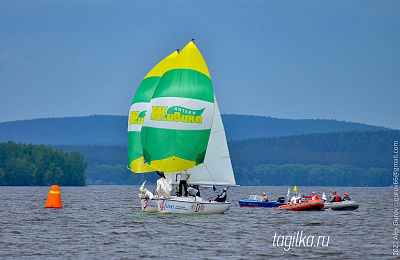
228 130 399 170
53 130 399 186
223 115 390 140
0 115 390 145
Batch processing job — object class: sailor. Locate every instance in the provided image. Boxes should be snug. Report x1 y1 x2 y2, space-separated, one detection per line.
343 193 351 201
193 185 201 197
214 188 227 202
329 190 337 202
305 192 319 200
260 193 268 202
156 171 165 179
176 171 190 197
187 185 198 197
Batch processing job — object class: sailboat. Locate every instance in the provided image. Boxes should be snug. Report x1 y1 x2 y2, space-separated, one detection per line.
128 40 236 214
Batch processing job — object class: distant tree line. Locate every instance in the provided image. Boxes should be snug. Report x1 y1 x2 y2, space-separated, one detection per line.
86 164 155 185
234 164 390 187
0 142 87 186
12 130 398 187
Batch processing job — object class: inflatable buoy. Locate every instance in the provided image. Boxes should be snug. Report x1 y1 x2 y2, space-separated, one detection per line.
45 185 62 208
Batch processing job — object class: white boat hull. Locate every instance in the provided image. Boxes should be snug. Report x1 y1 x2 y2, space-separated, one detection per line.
140 198 158 212
158 197 231 214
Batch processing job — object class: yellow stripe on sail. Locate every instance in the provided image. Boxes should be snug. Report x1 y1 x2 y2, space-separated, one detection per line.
144 51 179 79
130 157 155 173
149 156 196 172
49 191 60 194
169 42 211 78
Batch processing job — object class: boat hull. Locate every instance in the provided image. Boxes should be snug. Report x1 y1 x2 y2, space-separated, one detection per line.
278 199 324 211
324 201 359 211
140 198 158 212
239 199 284 208
158 198 231 214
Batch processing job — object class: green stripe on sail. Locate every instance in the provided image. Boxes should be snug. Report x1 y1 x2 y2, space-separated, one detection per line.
128 77 162 172
132 77 161 104
152 69 214 103
128 131 143 163
141 127 210 165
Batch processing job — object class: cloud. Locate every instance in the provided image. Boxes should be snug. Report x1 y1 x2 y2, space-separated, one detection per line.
0 50 10 59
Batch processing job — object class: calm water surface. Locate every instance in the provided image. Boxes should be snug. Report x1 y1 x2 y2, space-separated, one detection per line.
0 186 393 259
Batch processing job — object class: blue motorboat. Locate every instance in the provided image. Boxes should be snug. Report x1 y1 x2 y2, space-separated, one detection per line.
239 195 285 208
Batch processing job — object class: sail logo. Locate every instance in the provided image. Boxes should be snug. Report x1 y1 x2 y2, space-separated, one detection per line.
150 106 204 124
129 110 147 125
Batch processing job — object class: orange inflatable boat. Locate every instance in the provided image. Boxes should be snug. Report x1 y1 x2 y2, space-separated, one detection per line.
278 199 324 211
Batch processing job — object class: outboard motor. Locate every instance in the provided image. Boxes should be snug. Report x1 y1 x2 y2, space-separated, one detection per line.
277 197 285 203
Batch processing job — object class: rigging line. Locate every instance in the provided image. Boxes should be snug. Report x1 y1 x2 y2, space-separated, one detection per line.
203 162 219 190
211 129 224 134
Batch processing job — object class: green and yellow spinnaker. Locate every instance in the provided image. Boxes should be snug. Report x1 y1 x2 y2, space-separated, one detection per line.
127 51 178 173
141 41 215 172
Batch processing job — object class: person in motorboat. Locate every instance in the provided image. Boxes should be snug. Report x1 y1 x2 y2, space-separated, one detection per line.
175 171 191 197
343 193 351 201
305 191 319 201
300 194 306 203
334 193 342 202
260 193 268 202
329 190 337 202
214 188 227 202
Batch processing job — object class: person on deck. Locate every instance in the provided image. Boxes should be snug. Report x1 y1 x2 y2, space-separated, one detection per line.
176 171 190 197
187 185 199 197
329 190 337 202
193 185 201 197
214 188 227 202
343 193 351 201
260 193 268 202
156 171 165 179
305 192 319 201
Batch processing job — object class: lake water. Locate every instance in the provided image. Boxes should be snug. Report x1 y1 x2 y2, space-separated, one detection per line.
0 185 394 259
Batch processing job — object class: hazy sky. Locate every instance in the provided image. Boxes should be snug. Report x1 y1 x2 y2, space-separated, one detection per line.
1 0 399 129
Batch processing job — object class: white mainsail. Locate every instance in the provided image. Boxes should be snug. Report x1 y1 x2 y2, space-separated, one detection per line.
186 95 236 186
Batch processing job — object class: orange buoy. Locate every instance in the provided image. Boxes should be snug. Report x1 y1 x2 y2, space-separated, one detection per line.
45 185 62 208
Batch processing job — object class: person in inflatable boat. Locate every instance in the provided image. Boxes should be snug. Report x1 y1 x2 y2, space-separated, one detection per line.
343 193 351 201
334 193 342 202
305 192 319 201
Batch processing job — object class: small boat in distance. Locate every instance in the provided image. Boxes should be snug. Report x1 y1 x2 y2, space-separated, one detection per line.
278 199 324 211
324 201 359 211
239 195 285 208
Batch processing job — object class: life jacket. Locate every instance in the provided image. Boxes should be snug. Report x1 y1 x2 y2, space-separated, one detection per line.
335 195 342 202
